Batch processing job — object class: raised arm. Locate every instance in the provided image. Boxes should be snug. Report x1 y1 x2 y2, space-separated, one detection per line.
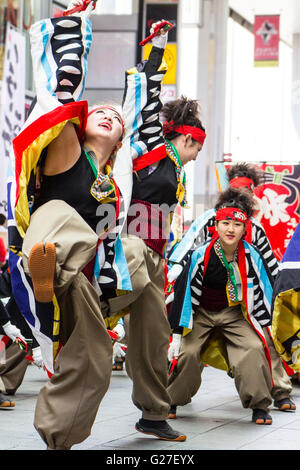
122 21 169 165
27 5 94 174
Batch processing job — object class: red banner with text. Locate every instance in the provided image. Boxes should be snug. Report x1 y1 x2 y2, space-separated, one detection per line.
254 15 280 67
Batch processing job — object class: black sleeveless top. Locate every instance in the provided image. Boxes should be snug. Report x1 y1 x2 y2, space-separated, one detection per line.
201 248 229 312
203 248 228 289
32 149 102 233
132 156 178 208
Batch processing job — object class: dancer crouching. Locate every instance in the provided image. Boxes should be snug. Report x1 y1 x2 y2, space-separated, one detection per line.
167 187 274 425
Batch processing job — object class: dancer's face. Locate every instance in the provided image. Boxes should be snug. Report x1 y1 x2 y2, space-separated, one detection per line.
215 219 246 249
85 107 123 147
175 134 203 166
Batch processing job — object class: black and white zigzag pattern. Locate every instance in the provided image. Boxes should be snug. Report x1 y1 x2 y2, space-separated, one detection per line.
251 221 279 279
30 15 91 109
189 256 205 310
50 16 87 104
98 192 127 293
138 71 166 154
122 47 167 161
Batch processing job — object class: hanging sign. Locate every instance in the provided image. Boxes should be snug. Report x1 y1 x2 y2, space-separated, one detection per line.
0 24 25 216
254 15 280 67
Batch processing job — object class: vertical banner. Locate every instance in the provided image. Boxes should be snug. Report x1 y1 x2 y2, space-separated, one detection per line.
254 164 300 260
215 162 300 261
254 15 280 67
0 24 25 216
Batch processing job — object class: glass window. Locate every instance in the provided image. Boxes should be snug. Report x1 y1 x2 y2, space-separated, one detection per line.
95 0 133 15
85 31 136 89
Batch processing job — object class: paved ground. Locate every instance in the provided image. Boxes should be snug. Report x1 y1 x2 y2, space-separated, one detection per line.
1 363 300 453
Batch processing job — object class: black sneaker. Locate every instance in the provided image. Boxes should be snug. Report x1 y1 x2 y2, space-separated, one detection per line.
274 397 296 411
135 419 186 441
0 392 15 409
252 409 272 425
168 405 177 419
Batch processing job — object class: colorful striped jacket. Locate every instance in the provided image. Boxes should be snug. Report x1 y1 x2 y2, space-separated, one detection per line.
168 237 274 374
7 15 131 375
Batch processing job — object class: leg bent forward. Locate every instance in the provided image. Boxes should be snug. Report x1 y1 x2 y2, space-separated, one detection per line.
34 273 112 450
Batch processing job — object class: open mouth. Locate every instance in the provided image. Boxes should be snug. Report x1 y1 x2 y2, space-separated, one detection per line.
99 121 112 131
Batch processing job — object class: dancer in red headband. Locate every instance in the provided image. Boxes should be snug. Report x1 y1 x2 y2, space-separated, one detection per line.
8 0 132 450
101 19 206 442
167 187 276 425
167 162 295 417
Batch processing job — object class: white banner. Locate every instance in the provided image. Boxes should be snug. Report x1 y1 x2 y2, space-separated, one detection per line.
0 24 26 215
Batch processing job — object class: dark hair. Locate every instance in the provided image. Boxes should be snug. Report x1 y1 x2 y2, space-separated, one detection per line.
227 162 262 187
0 214 6 226
161 95 205 141
215 187 255 219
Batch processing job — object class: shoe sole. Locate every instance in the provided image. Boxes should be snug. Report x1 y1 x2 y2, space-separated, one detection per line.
135 425 186 441
278 404 296 411
252 418 273 425
252 418 272 425
0 401 15 408
28 242 56 303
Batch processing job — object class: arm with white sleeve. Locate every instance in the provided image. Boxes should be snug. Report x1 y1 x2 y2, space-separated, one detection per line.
122 21 169 166
0 299 26 344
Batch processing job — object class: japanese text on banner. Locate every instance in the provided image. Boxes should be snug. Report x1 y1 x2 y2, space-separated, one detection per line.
0 24 25 215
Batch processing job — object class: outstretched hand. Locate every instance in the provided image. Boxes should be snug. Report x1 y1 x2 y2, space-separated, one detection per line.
65 0 96 18
150 19 169 49
2 321 26 344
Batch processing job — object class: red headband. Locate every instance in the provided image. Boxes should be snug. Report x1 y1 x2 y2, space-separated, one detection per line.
163 120 206 145
215 207 248 224
229 177 254 191
88 105 125 136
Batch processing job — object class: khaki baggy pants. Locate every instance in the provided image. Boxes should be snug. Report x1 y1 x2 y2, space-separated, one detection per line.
0 341 30 394
22 200 113 450
102 234 171 421
167 306 273 412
